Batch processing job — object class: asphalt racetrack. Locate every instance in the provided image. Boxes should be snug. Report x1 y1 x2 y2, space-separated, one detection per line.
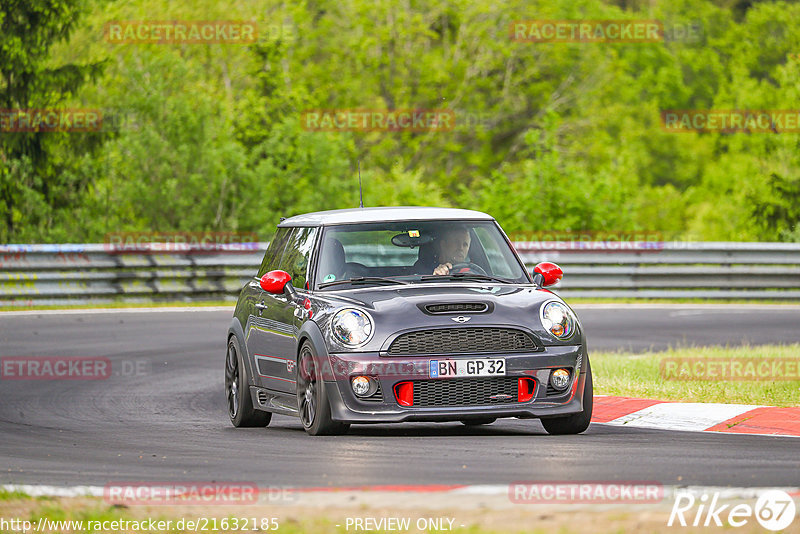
1 305 799 488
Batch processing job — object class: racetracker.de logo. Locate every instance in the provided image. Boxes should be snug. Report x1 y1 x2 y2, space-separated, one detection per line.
510 20 663 43
1 357 111 380
661 358 800 381
104 21 257 44
103 231 259 254
0 109 103 132
104 482 260 505
661 110 800 133
301 109 455 132
510 230 666 253
509 481 664 503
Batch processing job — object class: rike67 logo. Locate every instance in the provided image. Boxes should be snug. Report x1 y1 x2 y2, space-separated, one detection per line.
669 490 796 531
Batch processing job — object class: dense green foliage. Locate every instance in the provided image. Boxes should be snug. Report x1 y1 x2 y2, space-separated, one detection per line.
2 0 800 242
1 0 106 241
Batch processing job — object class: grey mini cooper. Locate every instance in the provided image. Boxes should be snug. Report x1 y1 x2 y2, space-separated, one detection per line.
226 207 592 435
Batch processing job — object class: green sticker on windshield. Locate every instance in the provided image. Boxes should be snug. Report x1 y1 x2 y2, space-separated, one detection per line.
324 274 336 282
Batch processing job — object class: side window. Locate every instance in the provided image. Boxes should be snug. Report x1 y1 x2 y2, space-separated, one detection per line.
257 228 292 278
276 227 318 289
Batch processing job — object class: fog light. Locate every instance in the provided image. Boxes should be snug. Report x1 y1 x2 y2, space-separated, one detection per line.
351 376 372 397
551 369 571 391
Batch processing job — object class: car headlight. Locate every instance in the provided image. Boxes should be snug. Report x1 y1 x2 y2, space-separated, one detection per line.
540 301 575 339
331 308 374 346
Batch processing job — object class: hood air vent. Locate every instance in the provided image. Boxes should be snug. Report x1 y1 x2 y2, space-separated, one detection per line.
423 302 489 314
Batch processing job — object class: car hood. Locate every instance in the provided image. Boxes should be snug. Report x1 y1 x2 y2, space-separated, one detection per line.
312 283 579 351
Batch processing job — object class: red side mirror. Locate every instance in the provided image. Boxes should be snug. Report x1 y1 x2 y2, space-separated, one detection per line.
534 262 563 287
260 270 292 294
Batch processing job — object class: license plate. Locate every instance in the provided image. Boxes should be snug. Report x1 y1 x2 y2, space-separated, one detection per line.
429 358 506 378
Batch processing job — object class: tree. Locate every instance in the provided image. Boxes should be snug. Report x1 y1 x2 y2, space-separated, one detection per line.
0 0 105 241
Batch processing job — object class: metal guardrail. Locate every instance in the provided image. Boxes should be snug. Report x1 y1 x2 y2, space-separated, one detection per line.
516 241 800 299
1 241 800 306
0 244 263 306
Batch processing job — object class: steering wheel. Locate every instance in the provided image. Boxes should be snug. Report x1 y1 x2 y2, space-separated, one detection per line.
449 262 488 276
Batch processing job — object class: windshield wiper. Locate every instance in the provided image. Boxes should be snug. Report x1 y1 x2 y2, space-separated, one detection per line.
419 273 514 284
319 276 410 289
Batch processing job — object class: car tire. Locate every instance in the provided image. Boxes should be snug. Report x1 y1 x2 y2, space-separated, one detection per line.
226 335 271 428
297 342 350 436
460 418 496 426
541 359 593 435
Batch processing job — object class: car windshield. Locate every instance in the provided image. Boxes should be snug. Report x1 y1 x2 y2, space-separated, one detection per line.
315 220 529 289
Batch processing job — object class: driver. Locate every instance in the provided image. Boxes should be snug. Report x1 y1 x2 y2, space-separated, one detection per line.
432 226 471 275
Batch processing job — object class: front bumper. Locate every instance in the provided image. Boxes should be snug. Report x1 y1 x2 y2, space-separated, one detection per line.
324 345 588 423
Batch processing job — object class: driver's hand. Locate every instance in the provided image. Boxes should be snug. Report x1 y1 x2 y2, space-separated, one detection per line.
433 263 452 275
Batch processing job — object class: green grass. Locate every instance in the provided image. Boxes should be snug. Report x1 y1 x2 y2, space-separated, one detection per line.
0 487 30 501
592 344 800 406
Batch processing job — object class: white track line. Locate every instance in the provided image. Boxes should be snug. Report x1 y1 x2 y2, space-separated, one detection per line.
604 402 763 432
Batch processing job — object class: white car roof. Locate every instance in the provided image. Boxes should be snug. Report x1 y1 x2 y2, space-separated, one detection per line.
278 206 495 227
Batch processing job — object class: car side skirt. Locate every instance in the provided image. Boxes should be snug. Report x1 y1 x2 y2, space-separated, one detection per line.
249 386 299 417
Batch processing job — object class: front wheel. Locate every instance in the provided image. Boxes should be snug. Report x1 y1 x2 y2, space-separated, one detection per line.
296 343 349 436
541 359 593 435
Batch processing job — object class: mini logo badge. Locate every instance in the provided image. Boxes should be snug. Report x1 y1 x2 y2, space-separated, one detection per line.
489 394 513 400
451 316 471 323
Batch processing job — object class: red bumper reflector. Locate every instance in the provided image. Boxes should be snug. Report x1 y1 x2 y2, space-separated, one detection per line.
518 377 536 402
394 381 414 406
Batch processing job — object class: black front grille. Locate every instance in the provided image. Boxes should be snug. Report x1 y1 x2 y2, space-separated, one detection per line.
388 327 537 355
412 377 519 407
360 382 384 403
424 302 488 314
